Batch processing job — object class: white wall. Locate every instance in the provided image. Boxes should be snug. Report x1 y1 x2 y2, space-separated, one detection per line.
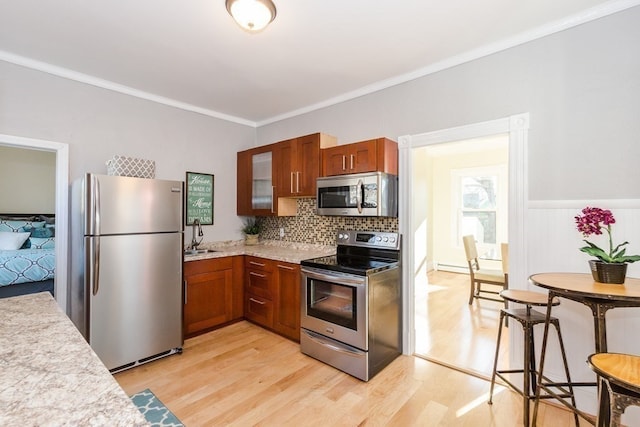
0 146 56 213
0 61 256 241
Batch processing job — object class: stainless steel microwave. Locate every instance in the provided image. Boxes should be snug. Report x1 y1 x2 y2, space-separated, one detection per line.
316 172 398 217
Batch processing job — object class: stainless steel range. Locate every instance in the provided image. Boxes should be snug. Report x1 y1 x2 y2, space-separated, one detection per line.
300 230 402 381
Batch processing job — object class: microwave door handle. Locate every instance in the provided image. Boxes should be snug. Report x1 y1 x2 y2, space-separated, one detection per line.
356 179 364 214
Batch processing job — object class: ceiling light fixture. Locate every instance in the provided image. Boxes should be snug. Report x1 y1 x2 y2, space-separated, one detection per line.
225 0 277 33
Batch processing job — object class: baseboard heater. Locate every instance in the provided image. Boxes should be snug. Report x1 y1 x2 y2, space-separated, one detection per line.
434 263 468 274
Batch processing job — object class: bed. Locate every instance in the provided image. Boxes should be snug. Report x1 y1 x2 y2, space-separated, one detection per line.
0 214 55 298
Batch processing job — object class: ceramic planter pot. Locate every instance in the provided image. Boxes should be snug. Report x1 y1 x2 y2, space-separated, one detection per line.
245 234 259 246
589 260 627 284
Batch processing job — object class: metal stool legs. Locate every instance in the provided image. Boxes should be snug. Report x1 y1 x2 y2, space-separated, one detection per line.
488 307 578 427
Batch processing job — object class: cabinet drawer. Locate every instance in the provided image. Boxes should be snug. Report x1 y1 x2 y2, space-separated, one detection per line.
184 256 233 275
245 268 274 299
245 256 273 272
245 294 273 328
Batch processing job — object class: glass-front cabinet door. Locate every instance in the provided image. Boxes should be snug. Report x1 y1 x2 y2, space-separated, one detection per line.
251 151 273 211
237 145 276 216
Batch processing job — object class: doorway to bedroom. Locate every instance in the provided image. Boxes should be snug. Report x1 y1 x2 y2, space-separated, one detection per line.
0 134 69 311
0 146 56 297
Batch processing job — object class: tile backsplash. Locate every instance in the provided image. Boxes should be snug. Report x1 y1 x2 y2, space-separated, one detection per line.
259 199 398 246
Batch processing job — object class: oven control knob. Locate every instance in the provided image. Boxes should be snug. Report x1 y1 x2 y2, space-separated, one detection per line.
376 236 382 242
390 237 396 243
383 237 389 242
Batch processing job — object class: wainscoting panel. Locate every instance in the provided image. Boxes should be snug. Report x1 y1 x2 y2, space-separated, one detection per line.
525 204 640 411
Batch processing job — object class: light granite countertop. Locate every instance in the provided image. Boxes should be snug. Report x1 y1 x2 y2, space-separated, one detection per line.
0 292 148 427
184 239 336 263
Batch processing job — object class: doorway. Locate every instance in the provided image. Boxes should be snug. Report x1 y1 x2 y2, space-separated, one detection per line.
398 114 529 372
412 134 509 376
0 133 69 311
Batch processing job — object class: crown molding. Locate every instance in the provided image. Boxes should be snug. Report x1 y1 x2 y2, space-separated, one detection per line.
2 0 638 128
256 0 640 126
0 50 257 128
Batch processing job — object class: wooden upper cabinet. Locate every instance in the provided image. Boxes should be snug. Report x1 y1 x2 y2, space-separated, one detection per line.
236 150 252 215
238 132 336 216
237 144 277 216
277 133 337 198
321 137 398 176
275 138 296 198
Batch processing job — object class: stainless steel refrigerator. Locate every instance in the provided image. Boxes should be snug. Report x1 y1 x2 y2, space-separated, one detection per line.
70 173 184 372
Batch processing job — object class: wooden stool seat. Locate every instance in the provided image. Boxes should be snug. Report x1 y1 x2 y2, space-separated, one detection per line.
489 289 577 427
500 289 560 307
588 353 640 426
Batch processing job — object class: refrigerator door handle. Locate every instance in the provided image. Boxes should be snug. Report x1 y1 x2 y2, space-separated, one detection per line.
94 175 101 234
87 174 101 235
91 237 100 296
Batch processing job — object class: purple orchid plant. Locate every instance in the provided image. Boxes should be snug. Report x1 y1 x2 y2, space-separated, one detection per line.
575 207 640 264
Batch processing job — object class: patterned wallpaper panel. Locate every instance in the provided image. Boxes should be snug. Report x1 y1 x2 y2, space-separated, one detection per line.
259 199 398 246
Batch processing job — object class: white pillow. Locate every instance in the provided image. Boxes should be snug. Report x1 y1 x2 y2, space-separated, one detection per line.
0 231 31 250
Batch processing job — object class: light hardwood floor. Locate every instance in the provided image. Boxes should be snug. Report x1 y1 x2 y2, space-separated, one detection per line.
415 270 508 377
115 320 590 426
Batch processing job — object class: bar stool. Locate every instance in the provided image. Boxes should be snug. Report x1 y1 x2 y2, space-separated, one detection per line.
587 353 640 426
488 289 578 427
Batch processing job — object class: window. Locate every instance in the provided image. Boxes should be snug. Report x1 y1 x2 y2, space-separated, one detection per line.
461 175 497 243
452 166 506 247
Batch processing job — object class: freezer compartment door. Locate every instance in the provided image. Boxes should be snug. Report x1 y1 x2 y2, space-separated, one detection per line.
87 233 183 370
84 173 183 235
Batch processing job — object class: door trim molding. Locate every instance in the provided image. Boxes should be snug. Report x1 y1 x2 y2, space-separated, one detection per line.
0 133 69 312
398 113 529 355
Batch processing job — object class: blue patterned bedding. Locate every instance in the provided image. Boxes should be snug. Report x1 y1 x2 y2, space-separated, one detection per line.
0 248 55 286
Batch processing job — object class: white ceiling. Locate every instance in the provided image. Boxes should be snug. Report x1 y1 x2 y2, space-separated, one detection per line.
0 0 636 126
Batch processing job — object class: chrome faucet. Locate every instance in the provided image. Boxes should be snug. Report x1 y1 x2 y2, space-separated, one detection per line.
190 219 203 250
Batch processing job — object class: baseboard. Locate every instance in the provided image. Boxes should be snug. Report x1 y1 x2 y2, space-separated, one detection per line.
434 263 468 274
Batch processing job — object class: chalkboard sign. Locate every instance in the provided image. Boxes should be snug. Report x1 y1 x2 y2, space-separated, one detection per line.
185 172 214 225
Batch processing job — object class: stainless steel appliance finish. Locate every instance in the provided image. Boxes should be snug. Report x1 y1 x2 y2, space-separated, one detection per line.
300 230 401 381
70 173 184 372
316 172 398 217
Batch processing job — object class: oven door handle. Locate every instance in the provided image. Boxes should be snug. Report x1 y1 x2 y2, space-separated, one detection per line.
301 268 365 287
302 330 364 356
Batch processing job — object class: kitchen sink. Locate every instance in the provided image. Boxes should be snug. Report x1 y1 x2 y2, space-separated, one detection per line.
184 249 217 256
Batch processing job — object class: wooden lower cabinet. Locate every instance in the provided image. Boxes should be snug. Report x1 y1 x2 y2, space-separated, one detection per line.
183 256 243 337
244 256 275 329
272 262 301 341
184 255 301 341
244 257 301 342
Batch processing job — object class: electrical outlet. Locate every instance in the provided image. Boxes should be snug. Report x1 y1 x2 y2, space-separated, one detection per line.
279 228 285 238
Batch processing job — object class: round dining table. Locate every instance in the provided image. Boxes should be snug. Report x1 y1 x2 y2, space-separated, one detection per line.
529 272 640 427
